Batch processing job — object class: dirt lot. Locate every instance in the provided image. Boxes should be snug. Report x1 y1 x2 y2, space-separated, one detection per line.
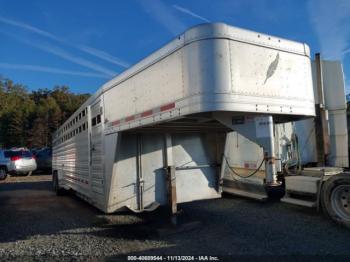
1 175 350 261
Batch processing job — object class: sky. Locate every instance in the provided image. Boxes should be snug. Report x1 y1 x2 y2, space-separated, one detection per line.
0 0 350 94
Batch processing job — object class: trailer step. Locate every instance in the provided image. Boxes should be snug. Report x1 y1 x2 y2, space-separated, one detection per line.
223 186 268 201
281 196 316 208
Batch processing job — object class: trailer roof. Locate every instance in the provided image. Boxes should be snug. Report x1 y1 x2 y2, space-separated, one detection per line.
54 23 310 136
101 23 309 94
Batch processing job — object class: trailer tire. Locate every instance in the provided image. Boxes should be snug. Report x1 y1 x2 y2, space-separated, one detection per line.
0 167 7 180
52 172 65 196
266 184 285 199
321 173 350 228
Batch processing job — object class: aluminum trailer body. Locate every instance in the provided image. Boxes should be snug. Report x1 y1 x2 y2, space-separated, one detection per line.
52 23 314 213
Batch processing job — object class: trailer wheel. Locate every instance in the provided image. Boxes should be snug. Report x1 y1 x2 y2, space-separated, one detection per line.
321 173 350 228
52 172 65 196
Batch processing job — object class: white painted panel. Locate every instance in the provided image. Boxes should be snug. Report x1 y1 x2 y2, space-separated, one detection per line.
230 41 313 103
172 134 220 203
141 134 167 206
104 49 184 123
111 133 137 210
329 111 348 167
183 39 231 96
224 131 264 171
294 119 318 164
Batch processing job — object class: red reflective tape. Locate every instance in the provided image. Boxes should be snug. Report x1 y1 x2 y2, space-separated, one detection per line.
112 120 120 126
160 102 175 112
108 101 176 127
141 110 153 117
125 115 135 122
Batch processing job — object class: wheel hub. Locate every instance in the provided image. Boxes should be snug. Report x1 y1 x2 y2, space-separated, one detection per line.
331 185 350 220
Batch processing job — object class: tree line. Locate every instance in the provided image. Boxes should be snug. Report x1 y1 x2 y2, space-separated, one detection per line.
0 76 90 148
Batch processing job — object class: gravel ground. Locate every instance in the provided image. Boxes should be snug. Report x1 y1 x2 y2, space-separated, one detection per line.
0 175 350 261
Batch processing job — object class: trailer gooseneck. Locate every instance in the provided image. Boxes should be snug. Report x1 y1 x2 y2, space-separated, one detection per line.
223 53 350 228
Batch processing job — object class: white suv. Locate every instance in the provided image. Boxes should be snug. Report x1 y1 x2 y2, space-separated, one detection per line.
0 148 37 178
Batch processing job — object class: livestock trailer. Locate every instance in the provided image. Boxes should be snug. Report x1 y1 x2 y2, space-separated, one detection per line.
52 23 315 215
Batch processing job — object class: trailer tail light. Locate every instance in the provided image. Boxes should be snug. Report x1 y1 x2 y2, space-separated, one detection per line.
10 156 21 161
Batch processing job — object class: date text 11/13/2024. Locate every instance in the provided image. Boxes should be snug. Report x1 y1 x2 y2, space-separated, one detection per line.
127 255 220 261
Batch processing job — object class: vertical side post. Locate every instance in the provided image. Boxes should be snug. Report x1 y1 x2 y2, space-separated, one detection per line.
168 166 177 222
136 134 144 211
87 105 93 193
315 53 330 166
164 133 177 224
219 133 231 193
263 115 278 185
